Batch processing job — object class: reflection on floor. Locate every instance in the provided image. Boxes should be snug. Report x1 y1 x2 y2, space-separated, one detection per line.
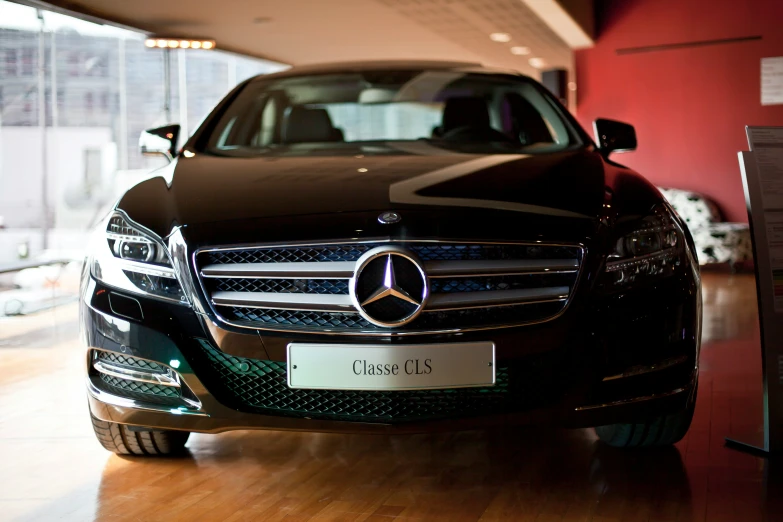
0 272 781 521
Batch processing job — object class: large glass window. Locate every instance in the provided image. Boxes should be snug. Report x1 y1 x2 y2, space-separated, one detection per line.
0 0 286 270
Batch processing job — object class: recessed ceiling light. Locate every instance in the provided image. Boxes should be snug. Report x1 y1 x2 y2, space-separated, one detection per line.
528 57 546 69
568 82 577 91
490 32 511 43
510 46 531 55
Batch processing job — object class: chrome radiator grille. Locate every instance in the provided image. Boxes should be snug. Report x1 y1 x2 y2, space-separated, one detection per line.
195 241 584 335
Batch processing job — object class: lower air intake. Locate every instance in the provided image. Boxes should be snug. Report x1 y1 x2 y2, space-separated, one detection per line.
188 340 562 423
96 373 184 407
90 350 192 408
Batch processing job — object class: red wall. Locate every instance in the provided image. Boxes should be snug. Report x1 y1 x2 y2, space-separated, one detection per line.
575 0 783 222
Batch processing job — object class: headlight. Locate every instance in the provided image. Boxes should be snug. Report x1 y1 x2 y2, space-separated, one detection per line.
89 210 189 305
604 204 685 286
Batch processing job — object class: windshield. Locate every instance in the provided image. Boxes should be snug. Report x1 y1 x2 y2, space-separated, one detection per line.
203 70 581 156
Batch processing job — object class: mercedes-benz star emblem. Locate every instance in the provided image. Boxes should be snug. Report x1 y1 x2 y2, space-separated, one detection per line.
350 247 428 327
378 211 401 225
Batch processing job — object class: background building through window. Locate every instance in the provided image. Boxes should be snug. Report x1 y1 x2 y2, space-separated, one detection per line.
0 0 287 262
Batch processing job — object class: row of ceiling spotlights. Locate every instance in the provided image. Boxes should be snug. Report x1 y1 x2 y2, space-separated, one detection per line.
145 38 215 50
143 33 542 67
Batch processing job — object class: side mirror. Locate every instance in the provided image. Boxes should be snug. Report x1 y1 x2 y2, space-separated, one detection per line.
593 118 637 155
139 124 180 162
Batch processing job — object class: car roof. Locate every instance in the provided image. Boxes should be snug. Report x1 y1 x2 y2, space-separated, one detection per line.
250 60 524 82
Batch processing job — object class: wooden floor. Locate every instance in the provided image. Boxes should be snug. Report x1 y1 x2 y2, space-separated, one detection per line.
1 272 781 522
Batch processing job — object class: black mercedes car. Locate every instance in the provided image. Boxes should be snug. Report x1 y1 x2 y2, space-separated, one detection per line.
81 61 700 456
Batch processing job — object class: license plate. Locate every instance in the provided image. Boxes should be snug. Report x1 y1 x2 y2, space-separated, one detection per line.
287 342 495 391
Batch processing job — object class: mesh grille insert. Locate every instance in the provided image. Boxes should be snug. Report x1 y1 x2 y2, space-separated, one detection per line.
99 374 179 397
225 301 565 332
94 373 184 407
213 278 349 294
203 243 581 265
429 273 576 293
187 340 560 423
230 307 371 329
409 244 579 261
205 245 371 265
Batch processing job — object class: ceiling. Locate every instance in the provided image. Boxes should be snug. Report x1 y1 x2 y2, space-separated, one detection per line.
30 0 592 78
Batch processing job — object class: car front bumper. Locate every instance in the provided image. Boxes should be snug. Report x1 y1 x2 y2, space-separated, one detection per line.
82 270 700 435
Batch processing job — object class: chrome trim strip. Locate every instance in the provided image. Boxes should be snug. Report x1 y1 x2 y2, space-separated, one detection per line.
211 291 356 312
601 355 689 382
573 387 687 412
93 360 181 387
425 259 578 277
425 287 569 311
201 259 577 280
201 261 355 279
168 227 203 311
192 239 587 336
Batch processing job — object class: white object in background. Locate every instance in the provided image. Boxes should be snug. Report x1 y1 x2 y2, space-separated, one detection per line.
13 265 63 290
761 57 783 106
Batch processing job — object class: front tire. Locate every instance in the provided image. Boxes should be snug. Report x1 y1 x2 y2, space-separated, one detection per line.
595 387 696 448
90 415 190 456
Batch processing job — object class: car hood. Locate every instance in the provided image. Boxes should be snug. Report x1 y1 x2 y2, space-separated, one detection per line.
118 147 610 237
